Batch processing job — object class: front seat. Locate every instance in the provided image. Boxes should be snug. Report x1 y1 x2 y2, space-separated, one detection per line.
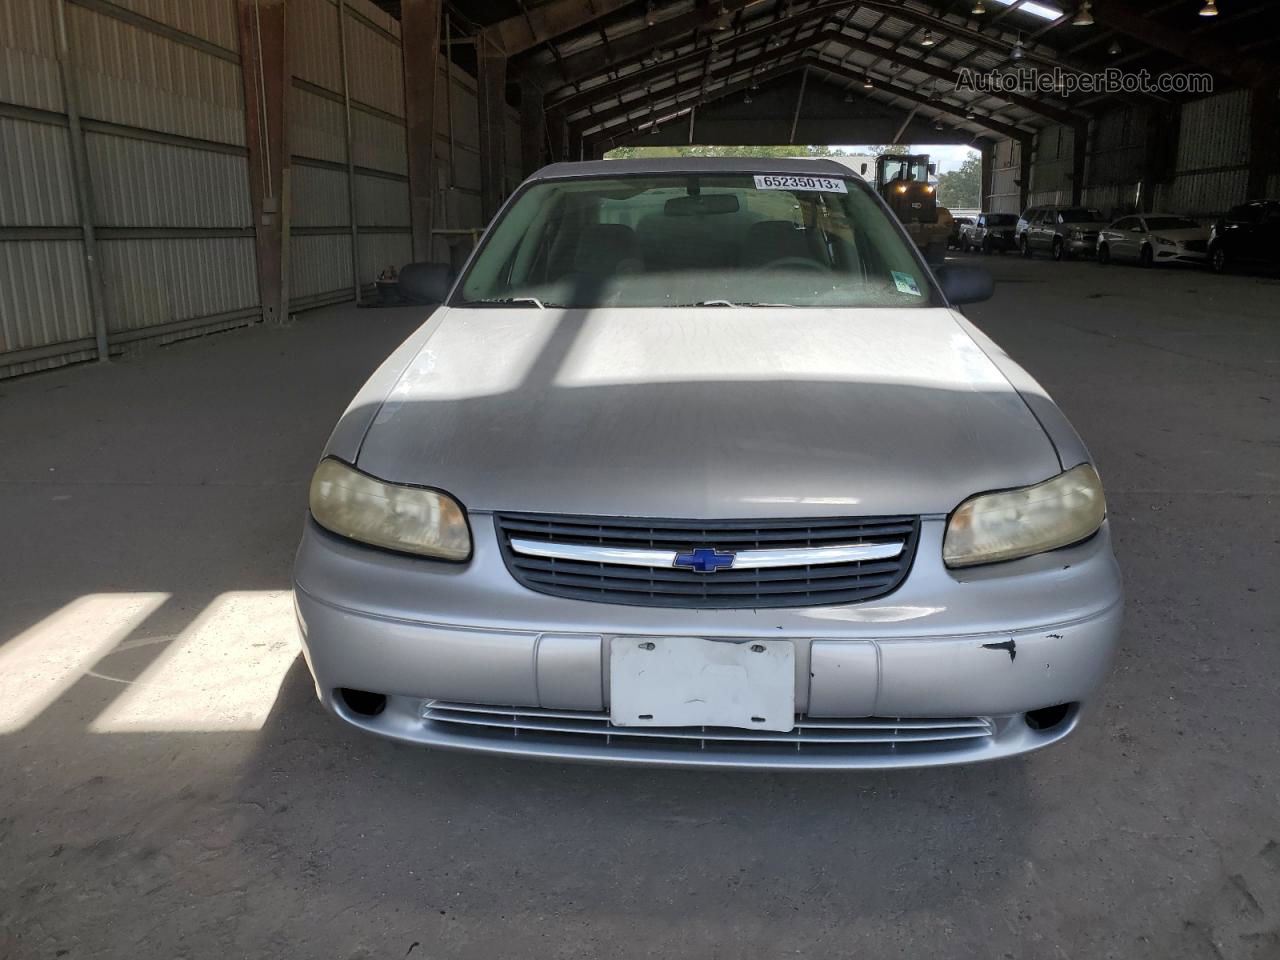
741 220 819 268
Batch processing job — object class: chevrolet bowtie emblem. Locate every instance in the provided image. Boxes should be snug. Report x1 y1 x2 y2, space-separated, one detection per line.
672 547 736 573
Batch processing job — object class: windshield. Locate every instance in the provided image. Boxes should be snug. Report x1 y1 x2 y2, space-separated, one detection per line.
453 173 939 309
1060 208 1104 223
986 214 1017 226
1145 216 1201 231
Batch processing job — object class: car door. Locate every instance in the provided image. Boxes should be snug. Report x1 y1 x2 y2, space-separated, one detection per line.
1262 203 1280 265
1220 203 1260 261
1032 209 1054 251
1117 217 1144 260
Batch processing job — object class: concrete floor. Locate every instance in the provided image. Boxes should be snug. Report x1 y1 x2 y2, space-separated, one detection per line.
1 255 1277 959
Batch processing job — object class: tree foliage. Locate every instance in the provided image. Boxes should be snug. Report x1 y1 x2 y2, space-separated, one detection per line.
935 154 982 210
606 144 855 160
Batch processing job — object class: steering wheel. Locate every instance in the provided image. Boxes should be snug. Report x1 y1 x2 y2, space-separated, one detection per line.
760 256 828 272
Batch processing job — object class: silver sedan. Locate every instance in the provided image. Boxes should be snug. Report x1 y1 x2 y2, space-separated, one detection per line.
293 157 1123 770
1097 213 1210 267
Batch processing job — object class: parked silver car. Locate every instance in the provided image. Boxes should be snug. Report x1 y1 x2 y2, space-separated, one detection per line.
960 212 1019 254
1097 213 1209 267
293 158 1123 770
1018 205 1108 260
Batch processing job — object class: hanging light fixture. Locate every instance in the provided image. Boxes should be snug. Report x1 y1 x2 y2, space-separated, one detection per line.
921 30 937 47
1199 0 1218 15
966 107 977 119
1072 2 1094 26
743 91 752 104
1011 36 1025 60
972 0 987 13
863 75 874 89
645 1 657 28
1107 38 1121 55
934 118 945 131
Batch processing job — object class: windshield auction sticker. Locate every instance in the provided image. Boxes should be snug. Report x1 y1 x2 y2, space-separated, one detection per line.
753 175 848 193
892 271 922 296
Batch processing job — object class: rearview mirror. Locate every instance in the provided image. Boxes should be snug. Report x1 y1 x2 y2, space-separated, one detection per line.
397 262 454 304
665 194 740 216
935 265 994 305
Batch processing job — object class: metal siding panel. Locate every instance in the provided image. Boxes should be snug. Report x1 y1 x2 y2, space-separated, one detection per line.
354 174 408 227
351 110 406 175
292 164 350 227
107 0 239 50
86 132 251 227
1176 89 1250 173
290 0 342 92
346 14 404 118
98 237 257 332
67 5 245 146
1152 169 1249 218
290 234 353 299
0 240 93 354
289 86 346 164
0 117 79 226
0 0 66 111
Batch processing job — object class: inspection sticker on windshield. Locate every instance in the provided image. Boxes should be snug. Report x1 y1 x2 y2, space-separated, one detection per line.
753 174 847 193
892 271 922 296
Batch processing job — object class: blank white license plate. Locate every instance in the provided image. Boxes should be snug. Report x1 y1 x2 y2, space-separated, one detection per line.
609 637 795 732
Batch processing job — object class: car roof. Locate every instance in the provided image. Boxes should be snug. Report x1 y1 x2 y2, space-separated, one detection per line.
528 156 857 182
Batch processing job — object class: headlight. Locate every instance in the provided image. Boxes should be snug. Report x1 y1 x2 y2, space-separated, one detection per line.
943 464 1106 568
309 457 471 560
1153 236 1175 246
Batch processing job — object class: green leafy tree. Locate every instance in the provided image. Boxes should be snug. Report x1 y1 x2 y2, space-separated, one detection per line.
935 154 982 209
606 144 854 160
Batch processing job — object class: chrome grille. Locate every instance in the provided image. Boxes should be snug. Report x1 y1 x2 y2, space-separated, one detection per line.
494 513 919 608
422 701 994 755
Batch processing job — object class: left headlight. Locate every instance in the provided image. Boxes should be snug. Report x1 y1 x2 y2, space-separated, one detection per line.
308 457 471 561
943 464 1106 569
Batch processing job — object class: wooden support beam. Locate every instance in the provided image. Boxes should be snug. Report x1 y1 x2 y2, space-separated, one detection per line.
477 45 509 221
520 77 546 176
1247 82 1279 201
486 0 631 57
980 139 995 209
523 0 753 85
402 0 440 261
1019 138 1032 212
813 55 1035 144
237 0 290 322
1090 0 1276 90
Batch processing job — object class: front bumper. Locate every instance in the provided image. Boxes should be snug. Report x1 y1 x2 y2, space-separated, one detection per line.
1066 235 1099 256
293 517 1123 769
1157 247 1208 263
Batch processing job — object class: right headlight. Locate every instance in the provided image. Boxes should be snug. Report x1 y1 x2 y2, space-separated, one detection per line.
308 457 471 561
943 464 1106 568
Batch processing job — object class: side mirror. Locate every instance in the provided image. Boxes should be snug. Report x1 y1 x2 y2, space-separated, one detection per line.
935 265 994 305
860 162 868 175
928 162 937 176
397 261 454 304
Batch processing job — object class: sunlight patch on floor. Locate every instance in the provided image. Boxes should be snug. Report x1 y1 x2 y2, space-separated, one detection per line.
90 590 299 733
0 592 170 733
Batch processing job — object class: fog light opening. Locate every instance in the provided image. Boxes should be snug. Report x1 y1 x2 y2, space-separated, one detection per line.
1025 703 1074 732
338 688 387 717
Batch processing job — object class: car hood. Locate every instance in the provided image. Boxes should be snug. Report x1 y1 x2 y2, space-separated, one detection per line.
354 307 1061 518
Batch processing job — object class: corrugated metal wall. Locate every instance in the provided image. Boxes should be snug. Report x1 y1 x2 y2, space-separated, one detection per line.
2 0 516 379
1152 88 1252 217
1026 123 1082 209
0 0 255 378
988 87 1263 223
986 137 1022 215
287 0 519 307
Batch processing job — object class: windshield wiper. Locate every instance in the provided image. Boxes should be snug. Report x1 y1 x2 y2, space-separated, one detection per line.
689 300 794 308
468 296 548 309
